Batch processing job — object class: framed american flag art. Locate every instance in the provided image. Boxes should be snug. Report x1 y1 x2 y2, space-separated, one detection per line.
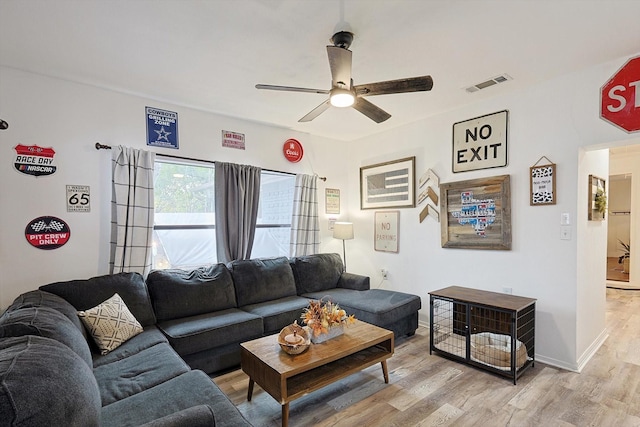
360 156 415 210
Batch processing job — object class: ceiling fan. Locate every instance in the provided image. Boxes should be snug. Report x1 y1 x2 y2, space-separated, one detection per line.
256 31 433 123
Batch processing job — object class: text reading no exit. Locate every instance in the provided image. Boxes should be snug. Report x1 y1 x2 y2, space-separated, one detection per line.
452 110 508 173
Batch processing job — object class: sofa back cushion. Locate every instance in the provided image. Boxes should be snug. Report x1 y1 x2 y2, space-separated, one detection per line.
40 272 156 327
290 253 344 294
146 264 237 321
5 290 88 340
0 306 93 367
228 257 297 307
0 335 101 426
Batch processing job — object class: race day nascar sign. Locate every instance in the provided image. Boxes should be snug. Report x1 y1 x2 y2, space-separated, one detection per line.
13 144 57 177
25 216 71 250
146 106 179 149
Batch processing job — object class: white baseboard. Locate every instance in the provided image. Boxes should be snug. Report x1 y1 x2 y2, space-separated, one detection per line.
576 328 609 372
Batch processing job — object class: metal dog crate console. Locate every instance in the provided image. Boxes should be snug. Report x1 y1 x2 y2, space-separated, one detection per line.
429 286 536 384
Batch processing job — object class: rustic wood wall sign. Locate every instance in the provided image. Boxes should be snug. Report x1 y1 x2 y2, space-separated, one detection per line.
440 174 511 250
588 174 607 221
529 156 556 206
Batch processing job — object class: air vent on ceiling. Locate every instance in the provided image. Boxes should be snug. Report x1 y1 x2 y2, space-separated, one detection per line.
465 74 512 93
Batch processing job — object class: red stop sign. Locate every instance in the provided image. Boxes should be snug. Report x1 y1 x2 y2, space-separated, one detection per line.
600 55 640 133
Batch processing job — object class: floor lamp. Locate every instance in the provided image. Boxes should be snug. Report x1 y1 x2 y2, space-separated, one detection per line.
333 222 354 271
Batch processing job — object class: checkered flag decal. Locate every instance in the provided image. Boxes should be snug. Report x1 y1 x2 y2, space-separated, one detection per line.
30 219 65 232
30 220 47 232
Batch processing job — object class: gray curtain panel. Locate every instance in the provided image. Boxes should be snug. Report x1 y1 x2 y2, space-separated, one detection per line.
290 174 320 256
110 146 155 277
214 162 261 263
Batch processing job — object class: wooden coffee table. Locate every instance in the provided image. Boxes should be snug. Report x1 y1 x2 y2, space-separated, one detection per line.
240 320 394 427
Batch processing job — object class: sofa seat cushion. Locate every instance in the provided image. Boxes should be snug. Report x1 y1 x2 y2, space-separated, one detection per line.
40 272 156 326
94 342 190 405
228 256 297 306
290 253 344 294
5 290 88 339
101 370 252 427
147 263 237 322
240 295 311 335
93 325 168 368
0 335 101 427
302 288 422 327
157 308 263 356
0 306 92 367
138 404 215 427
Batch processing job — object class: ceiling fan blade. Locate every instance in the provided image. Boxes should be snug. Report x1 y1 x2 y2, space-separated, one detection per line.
354 76 433 96
298 99 331 122
256 84 329 95
327 46 352 89
352 97 391 123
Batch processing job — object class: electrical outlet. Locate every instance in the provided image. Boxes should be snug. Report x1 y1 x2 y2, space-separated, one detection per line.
381 269 388 280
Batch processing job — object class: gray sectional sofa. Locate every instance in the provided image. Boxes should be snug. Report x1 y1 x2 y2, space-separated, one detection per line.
147 253 422 374
0 253 421 426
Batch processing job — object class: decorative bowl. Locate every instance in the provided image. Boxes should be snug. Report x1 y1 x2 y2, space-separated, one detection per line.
278 322 310 355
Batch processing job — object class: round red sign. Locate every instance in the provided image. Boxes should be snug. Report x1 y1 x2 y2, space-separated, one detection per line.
600 55 640 133
25 216 71 250
283 138 303 163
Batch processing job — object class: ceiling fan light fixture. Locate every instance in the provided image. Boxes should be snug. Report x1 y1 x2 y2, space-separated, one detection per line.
330 88 355 107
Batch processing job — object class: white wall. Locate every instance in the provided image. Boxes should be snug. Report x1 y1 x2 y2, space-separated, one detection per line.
576 148 608 369
344 52 640 371
0 67 348 309
1 50 639 370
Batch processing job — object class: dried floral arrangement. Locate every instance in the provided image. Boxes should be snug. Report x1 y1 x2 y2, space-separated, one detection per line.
301 298 356 337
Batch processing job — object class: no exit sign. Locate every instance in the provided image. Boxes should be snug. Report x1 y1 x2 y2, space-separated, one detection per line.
452 110 508 173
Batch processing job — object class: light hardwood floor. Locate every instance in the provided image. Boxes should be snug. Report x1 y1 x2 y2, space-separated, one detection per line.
214 288 640 426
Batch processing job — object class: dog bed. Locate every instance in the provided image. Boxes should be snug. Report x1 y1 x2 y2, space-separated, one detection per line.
470 332 528 370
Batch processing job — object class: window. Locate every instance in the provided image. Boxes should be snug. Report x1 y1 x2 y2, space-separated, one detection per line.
252 171 295 258
152 160 216 270
152 160 295 270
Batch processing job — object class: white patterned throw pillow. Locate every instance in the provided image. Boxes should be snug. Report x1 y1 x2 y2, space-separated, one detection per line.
78 293 143 355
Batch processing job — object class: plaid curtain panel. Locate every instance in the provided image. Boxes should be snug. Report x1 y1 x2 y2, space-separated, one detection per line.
290 174 319 256
110 146 155 277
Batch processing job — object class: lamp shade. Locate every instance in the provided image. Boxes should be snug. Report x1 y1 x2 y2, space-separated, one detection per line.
333 222 354 240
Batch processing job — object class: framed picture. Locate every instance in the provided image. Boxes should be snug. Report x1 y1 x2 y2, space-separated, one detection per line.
325 188 340 214
440 174 511 250
588 174 607 221
374 211 399 253
360 157 415 210
530 162 556 205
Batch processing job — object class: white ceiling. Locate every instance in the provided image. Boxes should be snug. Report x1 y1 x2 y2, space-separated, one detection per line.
1 0 640 141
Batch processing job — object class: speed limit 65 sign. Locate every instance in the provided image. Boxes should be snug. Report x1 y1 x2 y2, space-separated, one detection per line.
67 185 90 212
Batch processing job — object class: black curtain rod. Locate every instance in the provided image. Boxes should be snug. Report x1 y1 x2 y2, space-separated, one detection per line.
94 142 326 181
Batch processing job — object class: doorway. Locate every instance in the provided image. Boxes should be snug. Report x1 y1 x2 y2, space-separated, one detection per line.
606 144 639 289
606 173 631 283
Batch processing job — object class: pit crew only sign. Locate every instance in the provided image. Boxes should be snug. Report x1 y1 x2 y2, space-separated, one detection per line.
13 144 57 177
146 106 179 149
25 216 71 250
